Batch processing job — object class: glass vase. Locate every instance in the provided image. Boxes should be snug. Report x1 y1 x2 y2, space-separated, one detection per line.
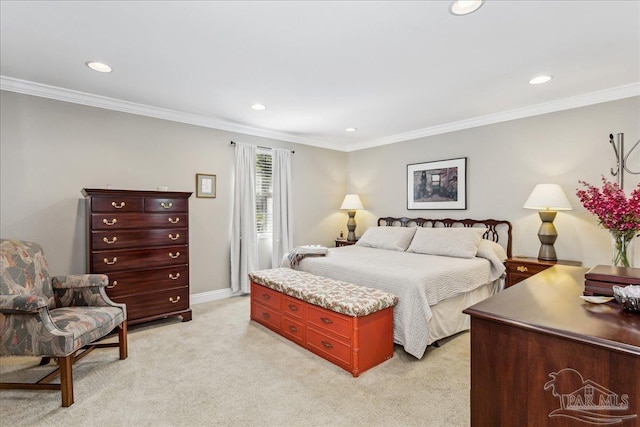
611 231 636 268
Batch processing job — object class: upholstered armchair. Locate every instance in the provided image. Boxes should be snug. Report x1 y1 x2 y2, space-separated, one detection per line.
0 239 127 407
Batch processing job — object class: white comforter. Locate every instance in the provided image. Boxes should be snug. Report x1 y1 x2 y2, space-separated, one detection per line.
290 246 505 358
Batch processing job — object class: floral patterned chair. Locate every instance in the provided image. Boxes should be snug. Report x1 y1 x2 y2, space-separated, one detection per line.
0 239 127 407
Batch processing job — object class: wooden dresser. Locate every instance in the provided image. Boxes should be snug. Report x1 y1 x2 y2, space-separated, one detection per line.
505 256 581 288
335 239 356 247
82 189 192 325
464 266 640 426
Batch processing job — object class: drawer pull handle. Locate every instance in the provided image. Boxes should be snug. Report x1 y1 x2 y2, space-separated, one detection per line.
321 340 334 349
516 266 528 272
102 218 118 226
168 217 180 224
168 233 180 241
261 294 271 300
288 304 298 312
161 202 173 209
320 317 333 324
169 273 181 280
288 325 298 333
169 252 181 259
169 296 181 303
111 201 126 209
103 237 118 244
107 280 118 289
262 312 270 319
103 257 117 265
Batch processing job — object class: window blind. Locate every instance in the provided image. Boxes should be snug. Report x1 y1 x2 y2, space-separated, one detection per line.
256 151 273 234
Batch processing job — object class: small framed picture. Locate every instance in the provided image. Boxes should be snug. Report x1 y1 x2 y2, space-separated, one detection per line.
407 157 466 210
196 173 216 198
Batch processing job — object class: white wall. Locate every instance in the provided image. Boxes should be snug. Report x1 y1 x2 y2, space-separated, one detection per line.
347 97 640 268
3 90 638 295
0 91 347 295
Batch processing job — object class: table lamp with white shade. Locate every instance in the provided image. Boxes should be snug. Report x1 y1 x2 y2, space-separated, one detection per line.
340 194 364 242
523 184 572 261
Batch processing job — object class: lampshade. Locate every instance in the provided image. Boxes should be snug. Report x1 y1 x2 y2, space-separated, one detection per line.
523 184 572 211
340 194 364 210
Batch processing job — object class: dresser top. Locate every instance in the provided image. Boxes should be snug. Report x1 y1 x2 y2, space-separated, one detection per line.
81 188 192 198
464 265 640 356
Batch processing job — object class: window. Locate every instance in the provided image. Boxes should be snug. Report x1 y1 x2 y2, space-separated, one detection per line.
256 151 272 234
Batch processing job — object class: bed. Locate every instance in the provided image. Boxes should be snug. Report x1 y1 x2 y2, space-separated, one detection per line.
287 217 512 359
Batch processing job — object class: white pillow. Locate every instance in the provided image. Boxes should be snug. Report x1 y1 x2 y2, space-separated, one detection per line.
355 226 417 252
406 227 486 258
476 239 508 262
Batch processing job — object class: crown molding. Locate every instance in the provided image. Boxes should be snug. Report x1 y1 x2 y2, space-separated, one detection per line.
346 82 640 152
2 75 638 153
0 75 345 152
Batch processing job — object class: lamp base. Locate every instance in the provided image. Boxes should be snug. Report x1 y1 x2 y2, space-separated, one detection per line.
537 210 558 261
538 245 557 261
346 210 357 242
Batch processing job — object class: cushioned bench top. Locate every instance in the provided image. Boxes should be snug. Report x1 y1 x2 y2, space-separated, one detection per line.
249 268 399 317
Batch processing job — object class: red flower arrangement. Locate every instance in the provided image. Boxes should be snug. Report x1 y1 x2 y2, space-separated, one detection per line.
576 177 640 267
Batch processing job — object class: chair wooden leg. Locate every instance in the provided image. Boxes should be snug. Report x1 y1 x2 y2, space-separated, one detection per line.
118 321 128 360
2 322 127 407
59 355 74 407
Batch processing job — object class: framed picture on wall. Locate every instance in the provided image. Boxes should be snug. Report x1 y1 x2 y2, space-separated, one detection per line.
196 173 216 198
407 157 466 210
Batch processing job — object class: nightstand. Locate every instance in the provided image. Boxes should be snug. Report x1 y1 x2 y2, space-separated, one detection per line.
505 256 582 288
335 239 356 247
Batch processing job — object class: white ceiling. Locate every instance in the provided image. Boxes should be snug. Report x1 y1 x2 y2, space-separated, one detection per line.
1 1 639 152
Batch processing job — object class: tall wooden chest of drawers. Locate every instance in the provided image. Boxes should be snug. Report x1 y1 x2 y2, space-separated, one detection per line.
82 189 192 325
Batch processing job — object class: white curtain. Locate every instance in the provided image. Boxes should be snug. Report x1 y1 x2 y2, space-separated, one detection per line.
271 148 293 267
230 143 258 294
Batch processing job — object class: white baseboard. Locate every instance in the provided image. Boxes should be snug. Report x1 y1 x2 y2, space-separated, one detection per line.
191 287 234 305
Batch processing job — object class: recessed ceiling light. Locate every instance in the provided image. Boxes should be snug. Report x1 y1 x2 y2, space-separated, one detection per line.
345 128 357 132
85 61 112 73
251 104 266 111
529 75 553 85
449 0 484 16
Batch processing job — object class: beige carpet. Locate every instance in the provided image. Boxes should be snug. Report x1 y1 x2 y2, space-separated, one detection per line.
0 296 470 426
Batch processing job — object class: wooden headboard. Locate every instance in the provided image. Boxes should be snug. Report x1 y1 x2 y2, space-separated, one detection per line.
377 217 512 258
